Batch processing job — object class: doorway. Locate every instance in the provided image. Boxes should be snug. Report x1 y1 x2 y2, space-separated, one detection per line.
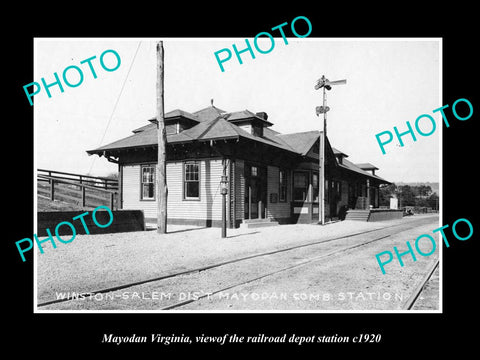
244 164 267 219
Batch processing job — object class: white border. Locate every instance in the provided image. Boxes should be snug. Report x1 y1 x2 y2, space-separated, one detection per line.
33 37 443 314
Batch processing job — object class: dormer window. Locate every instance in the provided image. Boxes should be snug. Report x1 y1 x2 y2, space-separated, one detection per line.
355 163 379 176
252 123 263 137
225 110 272 137
333 148 349 165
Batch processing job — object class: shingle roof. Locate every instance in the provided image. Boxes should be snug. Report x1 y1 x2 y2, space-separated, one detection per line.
332 147 349 157
86 105 389 184
132 109 199 133
355 162 379 170
224 109 274 126
192 106 226 122
88 115 298 154
276 130 320 156
339 158 389 183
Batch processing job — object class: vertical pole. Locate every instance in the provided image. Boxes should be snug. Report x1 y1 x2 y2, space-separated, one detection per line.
118 164 123 209
319 85 326 225
81 186 86 207
156 41 168 234
231 160 235 229
50 179 55 201
222 192 226 237
248 186 252 220
366 179 370 210
221 159 227 238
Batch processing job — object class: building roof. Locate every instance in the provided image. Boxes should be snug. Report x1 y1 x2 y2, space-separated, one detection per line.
192 106 226 122
89 113 297 154
224 109 274 127
338 158 388 183
87 105 388 183
276 130 320 156
332 147 349 158
132 109 199 133
355 162 379 170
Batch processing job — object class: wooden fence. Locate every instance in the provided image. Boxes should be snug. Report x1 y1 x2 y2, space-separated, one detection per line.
37 169 119 210
38 168 118 189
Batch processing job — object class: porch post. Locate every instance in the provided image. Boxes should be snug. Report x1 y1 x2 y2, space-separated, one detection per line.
248 186 252 220
366 179 370 209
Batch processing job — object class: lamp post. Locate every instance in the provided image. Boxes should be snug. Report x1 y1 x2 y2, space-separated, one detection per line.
220 173 228 238
314 75 346 225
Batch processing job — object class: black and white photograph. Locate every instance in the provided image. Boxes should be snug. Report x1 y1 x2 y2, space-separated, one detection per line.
32 37 441 313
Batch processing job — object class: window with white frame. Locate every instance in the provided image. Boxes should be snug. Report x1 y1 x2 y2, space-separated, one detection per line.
184 161 200 199
141 165 155 200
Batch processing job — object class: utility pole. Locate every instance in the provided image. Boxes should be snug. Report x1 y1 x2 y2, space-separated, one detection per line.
314 75 346 225
156 41 167 234
220 159 229 238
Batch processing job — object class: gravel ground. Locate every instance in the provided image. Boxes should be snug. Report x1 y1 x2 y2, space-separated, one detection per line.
411 266 440 310
36 214 439 307
177 220 440 311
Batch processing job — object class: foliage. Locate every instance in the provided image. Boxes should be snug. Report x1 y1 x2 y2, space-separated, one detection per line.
379 183 438 209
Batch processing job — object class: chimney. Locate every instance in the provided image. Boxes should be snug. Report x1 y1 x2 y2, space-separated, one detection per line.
255 112 268 120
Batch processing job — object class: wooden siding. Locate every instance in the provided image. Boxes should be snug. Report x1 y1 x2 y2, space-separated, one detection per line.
122 159 225 220
229 160 235 226
266 166 291 220
338 181 349 211
235 160 245 221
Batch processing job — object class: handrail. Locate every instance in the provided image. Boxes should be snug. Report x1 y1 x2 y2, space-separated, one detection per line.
37 174 118 189
37 174 118 193
37 168 118 184
38 173 118 210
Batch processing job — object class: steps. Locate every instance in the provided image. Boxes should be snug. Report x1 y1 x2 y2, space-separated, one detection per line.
345 209 371 221
240 218 279 229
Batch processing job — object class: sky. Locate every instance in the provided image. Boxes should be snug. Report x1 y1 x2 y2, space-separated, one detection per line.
34 38 441 183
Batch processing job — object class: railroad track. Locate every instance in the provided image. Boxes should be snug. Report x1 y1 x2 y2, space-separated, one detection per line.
402 259 439 310
38 216 438 310
160 233 392 310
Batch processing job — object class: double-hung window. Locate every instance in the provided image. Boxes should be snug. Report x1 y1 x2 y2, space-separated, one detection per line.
141 165 155 200
293 172 309 201
184 161 200 199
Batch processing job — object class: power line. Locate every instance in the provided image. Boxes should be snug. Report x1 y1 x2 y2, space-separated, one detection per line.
88 41 142 174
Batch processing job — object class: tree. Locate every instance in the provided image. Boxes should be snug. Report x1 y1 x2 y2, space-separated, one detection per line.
426 192 439 210
398 185 415 206
379 183 397 206
105 172 118 180
416 185 432 197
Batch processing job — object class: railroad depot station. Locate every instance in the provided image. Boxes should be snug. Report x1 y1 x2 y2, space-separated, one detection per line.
87 105 391 228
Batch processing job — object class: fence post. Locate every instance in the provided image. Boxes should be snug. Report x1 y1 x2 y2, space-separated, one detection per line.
110 192 115 210
50 180 55 201
82 186 86 207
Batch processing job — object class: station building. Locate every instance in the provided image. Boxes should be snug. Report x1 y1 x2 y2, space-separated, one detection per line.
87 105 390 227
